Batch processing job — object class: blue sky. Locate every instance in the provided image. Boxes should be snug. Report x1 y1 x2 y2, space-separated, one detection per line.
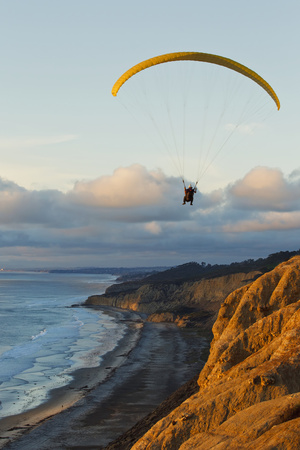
0 0 299 268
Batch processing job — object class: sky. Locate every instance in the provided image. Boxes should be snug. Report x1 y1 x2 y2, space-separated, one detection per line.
0 0 299 269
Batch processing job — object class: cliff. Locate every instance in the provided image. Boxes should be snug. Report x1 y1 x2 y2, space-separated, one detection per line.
130 256 300 449
85 271 262 329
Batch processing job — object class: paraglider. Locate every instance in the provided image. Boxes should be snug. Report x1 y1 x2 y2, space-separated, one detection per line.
183 183 197 206
112 52 280 206
112 52 280 109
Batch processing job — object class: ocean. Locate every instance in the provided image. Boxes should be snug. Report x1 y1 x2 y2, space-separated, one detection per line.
0 271 124 419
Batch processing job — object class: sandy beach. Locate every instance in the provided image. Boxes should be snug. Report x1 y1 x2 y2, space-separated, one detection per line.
0 307 208 449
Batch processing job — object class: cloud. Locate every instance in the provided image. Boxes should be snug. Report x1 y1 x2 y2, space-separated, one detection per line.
0 177 78 227
228 166 300 211
222 211 300 233
144 221 162 235
288 169 300 181
225 122 263 135
198 188 225 211
0 164 299 268
0 135 78 149
70 164 173 208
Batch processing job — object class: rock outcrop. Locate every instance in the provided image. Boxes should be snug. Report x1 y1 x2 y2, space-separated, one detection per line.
86 271 262 329
131 256 300 449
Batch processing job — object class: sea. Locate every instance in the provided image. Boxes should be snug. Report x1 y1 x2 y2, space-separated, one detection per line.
0 270 125 419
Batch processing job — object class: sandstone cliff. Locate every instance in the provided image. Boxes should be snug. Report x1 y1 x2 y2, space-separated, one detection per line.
86 271 262 329
131 256 300 449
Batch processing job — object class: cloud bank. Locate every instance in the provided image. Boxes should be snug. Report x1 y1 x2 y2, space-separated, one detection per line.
0 164 299 268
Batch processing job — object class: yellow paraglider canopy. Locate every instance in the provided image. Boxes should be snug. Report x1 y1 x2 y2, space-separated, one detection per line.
112 51 280 110
112 52 280 187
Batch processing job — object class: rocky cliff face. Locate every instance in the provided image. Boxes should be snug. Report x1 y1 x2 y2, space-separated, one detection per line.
86 271 261 328
131 256 300 449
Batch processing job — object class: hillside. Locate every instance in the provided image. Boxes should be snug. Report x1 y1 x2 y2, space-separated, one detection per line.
85 251 300 329
129 256 300 449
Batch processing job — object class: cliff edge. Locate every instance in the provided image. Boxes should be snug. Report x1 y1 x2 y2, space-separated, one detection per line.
86 270 262 329
131 256 300 449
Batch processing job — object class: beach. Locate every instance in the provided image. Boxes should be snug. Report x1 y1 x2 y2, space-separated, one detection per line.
0 306 208 449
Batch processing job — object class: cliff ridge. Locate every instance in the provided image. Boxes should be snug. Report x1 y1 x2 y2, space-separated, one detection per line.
86 271 262 329
131 256 300 449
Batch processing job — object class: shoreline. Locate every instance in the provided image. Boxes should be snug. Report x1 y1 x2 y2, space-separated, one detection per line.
1 307 208 450
0 307 144 449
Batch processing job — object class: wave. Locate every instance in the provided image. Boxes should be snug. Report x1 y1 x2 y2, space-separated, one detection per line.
31 329 47 340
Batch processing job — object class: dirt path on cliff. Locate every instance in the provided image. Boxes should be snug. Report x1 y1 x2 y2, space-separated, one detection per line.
4 322 208 450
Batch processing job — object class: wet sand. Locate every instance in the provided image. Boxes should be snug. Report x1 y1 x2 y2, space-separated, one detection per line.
0 308 207 450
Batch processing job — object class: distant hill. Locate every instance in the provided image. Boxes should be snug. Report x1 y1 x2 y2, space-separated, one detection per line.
50 250 300 284
122 250 300 286
49 266 170 278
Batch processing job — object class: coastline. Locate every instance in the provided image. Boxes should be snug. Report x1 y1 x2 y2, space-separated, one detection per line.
0 307 144 449
1 306 208 450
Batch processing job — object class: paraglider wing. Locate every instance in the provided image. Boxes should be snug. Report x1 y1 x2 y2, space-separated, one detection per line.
112 52 280 110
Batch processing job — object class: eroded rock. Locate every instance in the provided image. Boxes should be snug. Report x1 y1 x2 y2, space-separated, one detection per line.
132 256 300 449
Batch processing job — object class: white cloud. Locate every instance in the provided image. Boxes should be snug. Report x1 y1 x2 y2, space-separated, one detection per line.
70 164 171 208
228 166 300 211
0 135 78 149
144 221 162 235
225 122 263 135
222 211 300 233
